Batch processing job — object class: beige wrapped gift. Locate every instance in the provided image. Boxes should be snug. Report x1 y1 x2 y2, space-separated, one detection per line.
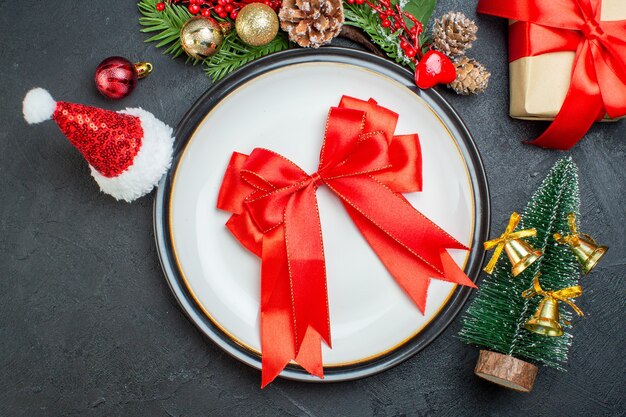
509 0 626 120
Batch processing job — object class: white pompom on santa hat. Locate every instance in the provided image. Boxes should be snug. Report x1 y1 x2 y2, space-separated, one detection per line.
23 87 174 202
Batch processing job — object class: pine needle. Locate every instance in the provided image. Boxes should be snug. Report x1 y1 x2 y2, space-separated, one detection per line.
138 0 196 63
204 32 291 82
138 0 290 78
343 3 415 70
139 0 434 81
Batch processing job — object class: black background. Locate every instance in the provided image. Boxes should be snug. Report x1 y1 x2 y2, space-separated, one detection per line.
1 0 624 416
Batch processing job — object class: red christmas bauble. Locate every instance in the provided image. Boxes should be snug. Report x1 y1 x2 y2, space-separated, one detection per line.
94 56 138 100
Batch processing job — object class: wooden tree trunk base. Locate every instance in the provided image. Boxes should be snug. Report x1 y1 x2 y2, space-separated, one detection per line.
474 350 538 392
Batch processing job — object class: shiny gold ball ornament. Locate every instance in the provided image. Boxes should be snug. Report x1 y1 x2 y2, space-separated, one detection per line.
180 17 229 60
235 4 279 47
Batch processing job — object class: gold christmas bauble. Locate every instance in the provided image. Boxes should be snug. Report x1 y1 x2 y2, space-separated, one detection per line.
235 4 279 47
180 17 226 60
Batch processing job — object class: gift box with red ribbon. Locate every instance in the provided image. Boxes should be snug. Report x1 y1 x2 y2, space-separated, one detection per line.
217 96 477 387
477 0 626 150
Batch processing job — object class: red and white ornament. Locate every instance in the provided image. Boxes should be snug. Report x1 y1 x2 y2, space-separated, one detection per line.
22 88 174 202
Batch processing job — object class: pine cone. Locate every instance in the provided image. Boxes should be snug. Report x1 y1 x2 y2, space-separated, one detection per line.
279 0 344 48
449 57 490 95
433 12 478 57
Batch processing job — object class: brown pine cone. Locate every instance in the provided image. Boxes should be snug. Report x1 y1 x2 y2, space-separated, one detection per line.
279 0 344 48
449 57 490 95
433 12 478 57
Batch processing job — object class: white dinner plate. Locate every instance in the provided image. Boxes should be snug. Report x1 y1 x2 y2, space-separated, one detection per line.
154 48 489 382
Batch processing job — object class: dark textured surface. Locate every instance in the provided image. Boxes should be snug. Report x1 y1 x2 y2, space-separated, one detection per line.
1 1 624 416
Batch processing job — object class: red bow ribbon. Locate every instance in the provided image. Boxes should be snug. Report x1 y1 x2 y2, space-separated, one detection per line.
217 96 476 387
478 0 626 149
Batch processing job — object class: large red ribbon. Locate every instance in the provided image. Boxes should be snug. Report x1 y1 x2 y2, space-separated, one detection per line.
478 0 626 149
217 96 476 387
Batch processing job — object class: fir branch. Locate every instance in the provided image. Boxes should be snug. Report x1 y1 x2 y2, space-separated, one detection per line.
138 0 195 62
344 3 415 70
204 32 291 82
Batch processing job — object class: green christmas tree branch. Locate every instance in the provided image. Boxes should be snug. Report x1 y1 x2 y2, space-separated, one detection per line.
459 157 582 369
204 32 291 82
343 0 435 71
138 0 290 79
139 0 438 81
343 3 412 69
138 0 194 61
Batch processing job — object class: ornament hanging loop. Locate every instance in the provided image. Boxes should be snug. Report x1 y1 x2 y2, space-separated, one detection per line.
483 212 542 276
134 62 153 79
218 21 233 34
554 213 607 274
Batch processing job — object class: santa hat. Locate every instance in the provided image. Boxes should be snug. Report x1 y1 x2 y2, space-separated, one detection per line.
22 88 174 202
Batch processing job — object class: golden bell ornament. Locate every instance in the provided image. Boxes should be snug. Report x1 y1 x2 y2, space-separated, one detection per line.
483 212 542 276
554 213 608 274
504 238 543 277
180 17 231 60
524 297 563 336
522 273 584 337
235 3 279 47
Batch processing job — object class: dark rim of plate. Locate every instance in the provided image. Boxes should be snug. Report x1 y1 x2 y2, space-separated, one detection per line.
153 47 491 383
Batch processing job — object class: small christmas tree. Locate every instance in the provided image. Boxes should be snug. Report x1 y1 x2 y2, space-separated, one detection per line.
459 157 582 391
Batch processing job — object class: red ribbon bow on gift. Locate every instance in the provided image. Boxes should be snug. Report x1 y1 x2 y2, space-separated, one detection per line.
478 0 626 149
217 96 476 387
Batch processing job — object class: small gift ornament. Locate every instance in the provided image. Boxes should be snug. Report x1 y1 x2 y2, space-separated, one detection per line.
483 212 542 276
522 273 584 337
477 0 626 149
554 213 608 273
